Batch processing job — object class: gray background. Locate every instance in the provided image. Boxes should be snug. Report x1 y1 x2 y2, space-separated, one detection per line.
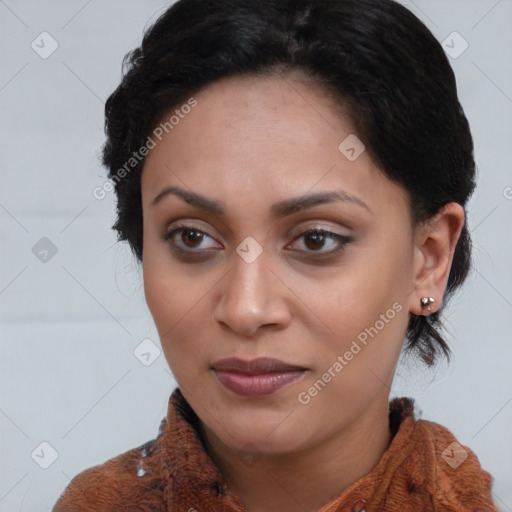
0 0 511 510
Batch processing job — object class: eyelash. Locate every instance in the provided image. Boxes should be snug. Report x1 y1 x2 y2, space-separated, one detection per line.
163 224 352 260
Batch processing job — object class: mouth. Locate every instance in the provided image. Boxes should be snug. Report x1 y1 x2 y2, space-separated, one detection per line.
211 357 308 398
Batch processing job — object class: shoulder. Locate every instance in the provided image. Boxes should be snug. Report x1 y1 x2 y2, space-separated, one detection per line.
52 434 167 512
414 418 497 511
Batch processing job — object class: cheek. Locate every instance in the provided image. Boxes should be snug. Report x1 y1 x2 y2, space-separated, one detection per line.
142 224 192 330
144 270 204 382
295 295 408 442
309 251 408 340
143 250 174 333
301 231 412 381
142 242 214 382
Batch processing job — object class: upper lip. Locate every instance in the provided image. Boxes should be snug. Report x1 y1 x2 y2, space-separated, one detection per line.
211 357 306 375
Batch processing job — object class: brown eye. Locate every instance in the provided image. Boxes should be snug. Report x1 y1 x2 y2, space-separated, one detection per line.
304 230 328 251
289 228 352 255
164 226 219 253
178 228 205 248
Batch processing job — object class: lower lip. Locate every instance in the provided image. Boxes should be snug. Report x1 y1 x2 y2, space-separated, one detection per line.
214 370 305 397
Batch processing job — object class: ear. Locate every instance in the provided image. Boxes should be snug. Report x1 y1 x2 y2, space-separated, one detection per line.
408 202 466 316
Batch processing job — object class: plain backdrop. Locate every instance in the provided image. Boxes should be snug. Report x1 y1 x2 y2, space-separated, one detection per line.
0 1 511 510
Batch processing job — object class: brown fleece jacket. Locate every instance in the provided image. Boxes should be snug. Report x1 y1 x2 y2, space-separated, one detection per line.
52 388 497 511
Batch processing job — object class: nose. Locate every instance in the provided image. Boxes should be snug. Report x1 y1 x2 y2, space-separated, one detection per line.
213 250 292 337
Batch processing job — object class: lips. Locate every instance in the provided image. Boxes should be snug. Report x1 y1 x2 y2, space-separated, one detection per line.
211 357 307 397
212 357 305 374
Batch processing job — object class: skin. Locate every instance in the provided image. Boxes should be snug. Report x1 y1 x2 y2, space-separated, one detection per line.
140 72 465 512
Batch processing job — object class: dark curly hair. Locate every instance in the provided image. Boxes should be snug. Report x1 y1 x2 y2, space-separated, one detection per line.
101 0 476 367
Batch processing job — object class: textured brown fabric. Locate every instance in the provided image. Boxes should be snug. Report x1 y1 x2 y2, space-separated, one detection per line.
53 388 498 511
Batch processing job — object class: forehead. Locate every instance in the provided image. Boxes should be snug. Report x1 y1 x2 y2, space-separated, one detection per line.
141 74 409 219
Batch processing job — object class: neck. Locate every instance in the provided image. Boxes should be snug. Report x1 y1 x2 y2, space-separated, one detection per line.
200 387 393 512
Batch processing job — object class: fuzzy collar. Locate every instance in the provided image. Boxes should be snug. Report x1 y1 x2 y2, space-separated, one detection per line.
158 388 496 511
53 387 497 512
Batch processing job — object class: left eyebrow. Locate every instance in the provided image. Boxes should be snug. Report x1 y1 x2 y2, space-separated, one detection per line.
150 185 372 217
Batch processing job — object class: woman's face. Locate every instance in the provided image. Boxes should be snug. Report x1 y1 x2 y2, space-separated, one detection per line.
141 73 420 454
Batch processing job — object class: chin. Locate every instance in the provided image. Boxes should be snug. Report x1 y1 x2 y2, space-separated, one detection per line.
222 429 305 455
212 410 311 454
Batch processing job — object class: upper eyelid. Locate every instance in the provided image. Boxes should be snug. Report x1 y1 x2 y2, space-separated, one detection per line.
165 220 349 239
165 215 352 233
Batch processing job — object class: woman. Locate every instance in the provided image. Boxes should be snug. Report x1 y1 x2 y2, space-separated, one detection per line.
53 0 497 510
